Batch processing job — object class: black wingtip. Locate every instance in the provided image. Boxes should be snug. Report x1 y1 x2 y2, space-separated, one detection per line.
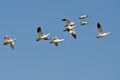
44 38 49 40
36 38 40 41
74 35 77 39
72 33 77 39
3 43 7 45
97 23 101 28
55 43 58 47
62 18 66 21
37 27 41 33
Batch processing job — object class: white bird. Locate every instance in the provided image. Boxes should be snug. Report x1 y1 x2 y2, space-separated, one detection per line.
79 15 88 19
62 18 77 26
36 27 51 41
49 36 64 47
97 23 112 38
3 35 16 49
63 25 77 39
80 21 89 26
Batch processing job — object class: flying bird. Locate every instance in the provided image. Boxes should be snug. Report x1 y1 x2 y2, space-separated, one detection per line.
62 18 77 26
3 35 16 49
62 18 77 39
36 27 51 41
79 15 88 19
63 25 77 39
80 21 89 26
97 23 112 38
49 36 64 47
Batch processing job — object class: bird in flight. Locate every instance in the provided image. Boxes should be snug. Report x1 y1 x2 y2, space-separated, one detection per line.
96 23 112 38
79 15 88 19
36 27 51 41
62 18 77 39
3 35 16 49
63 25 77 39
49 36 64 47
80 21 89 26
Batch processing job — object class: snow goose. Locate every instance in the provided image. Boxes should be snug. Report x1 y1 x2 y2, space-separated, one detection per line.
49 36 64 47
62 18 77 26
36 27 51 41
79 15 88 19
80 21 89 26
97 23 112 38
3 35 16 49
63 25 77 39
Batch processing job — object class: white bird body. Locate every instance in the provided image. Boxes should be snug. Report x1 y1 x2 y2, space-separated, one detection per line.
65 25 75 30
36 27 50 41
80 21 89 26
97 23 112 38
50 36 64 46
52 38 64 43
97 32 112 38
79 15 88 19
38 33 50 40
4 35 16 49
68 22 76 26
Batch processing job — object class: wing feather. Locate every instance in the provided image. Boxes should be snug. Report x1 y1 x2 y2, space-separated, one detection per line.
55 43 58 47
97 23 104 34
62 18 71 25
4 35 10 40
69 29 76 39
37 27 44 37
10 42 14 49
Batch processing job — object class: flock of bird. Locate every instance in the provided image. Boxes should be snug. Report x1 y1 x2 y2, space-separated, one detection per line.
3 15 112 49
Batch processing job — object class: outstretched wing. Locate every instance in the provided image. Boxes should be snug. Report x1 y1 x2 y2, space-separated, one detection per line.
97 23 104 34
69 29 76 39
37 27 44 37
79 15 88 19
4 35 10 40
10 42 14 49
55 43 58 47
62 18 71 25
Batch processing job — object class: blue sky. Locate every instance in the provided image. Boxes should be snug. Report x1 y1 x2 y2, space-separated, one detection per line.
0 0 120 80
